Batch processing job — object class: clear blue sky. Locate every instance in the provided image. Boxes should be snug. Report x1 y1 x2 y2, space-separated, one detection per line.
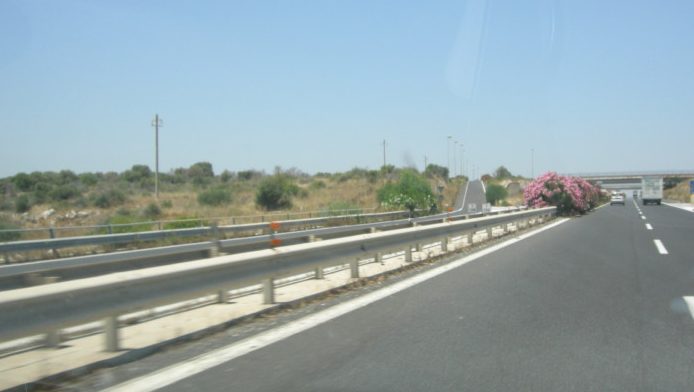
1 0 693 179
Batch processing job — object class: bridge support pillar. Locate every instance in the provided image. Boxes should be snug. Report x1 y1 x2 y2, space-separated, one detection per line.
104 315 119 352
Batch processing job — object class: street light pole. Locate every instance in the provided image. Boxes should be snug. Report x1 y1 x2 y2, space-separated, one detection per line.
447 136 452 179
152 114 163 199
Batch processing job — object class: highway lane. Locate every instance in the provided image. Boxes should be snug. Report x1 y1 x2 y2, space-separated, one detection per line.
84 198 694 391
458 179 486 213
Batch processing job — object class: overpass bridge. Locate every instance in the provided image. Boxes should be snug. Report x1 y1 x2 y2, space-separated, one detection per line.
567 171 694 190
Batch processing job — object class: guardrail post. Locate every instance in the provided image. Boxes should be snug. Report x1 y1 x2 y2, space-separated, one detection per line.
416 243 423 252
104 315 119 352
208 223 221 257
350 259 360 278
48 226 60 257
486 227 493 239
467 232 474 245
218 289 229 303
45 330 61 348
107 224 113 235
441 237 448 252
375 252 383 265
405 246 413 262
370 227 378 234
263 278 275 304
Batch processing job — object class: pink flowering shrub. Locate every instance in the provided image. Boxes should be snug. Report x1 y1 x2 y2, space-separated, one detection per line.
524 172 600 215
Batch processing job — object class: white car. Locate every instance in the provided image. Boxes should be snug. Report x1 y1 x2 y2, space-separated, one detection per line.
610 194 625 205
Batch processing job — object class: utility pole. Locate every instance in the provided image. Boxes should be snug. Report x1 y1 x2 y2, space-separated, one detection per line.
382 139 387 168
424 155 428 171
152 114 163 199
460 144 464 178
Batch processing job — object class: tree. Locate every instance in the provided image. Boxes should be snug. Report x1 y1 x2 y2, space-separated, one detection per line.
424 164 449 181
188 162 214 178
123 165 152 183
494 166 513 179
485 184 508 206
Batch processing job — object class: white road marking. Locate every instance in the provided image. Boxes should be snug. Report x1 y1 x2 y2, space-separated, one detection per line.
104 219 571 392
683 297 694 320
645 223 653 230
641 216 646 220
654 239 668 255
663 202 694 213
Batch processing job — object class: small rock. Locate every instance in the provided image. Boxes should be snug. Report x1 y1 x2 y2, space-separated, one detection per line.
39 209 55 219
77 210 90 218
65 210 77 219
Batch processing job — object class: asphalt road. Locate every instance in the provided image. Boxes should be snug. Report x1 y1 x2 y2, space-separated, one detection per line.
456 179 486 213
81 198 694 391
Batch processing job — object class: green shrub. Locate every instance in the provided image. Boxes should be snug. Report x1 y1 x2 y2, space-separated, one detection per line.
142 202 162 218
309 180 326 190
220 170 234 183
49 185 80 201
163 216 202 230
79 173 99 186
198 187 232 206
485 184 508 206
161 199 173 208
92 190 127 208
256 174 299 210
12 173 35 192
106 213 152 234
15 195 31 213
32 182 51 204
58 170 78 185
377 169 434 212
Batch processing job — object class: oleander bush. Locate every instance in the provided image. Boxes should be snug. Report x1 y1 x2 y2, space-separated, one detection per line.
524 172 600 215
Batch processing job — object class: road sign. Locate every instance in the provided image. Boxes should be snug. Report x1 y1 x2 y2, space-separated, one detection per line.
690 180 694 194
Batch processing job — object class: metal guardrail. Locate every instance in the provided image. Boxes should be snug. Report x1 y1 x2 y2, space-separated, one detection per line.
0 207 519 286
0 207 555 351
0 210 413 255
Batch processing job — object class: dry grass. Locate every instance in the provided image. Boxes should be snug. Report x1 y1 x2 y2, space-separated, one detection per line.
13 176 466 231
664 179 694 203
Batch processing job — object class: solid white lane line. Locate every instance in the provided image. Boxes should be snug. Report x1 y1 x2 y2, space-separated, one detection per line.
683 297 694 320
104 219 571 392
645 223 653 230
654 239 668 255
